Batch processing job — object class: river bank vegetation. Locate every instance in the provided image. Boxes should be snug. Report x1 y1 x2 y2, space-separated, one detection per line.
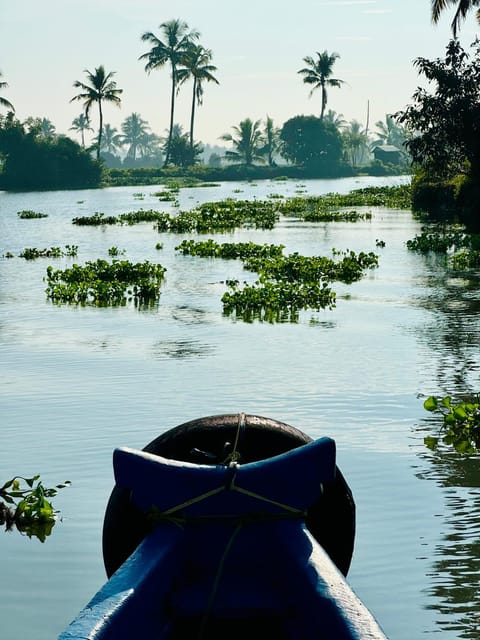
0 16 411 191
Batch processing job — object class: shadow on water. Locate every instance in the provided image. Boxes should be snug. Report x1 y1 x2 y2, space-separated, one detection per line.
413 252 480 637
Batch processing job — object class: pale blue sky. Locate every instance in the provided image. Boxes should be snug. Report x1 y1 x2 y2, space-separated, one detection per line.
1 0 477 145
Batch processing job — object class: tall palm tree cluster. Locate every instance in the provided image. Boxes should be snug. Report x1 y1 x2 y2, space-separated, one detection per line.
5 4 470 171
139 19 218 166
68 19 219 167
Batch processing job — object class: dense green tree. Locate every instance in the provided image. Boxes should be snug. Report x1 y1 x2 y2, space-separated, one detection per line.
70 65 122 160
165 123 202 167
432 0 480 36
70 113 93 147
140 19 199 166
220 118 264 166
177 43 219 152
280 115 343 174
0 114 102 190
396 39 480 179
120 112 149 161
0 71 14 112
298 51 344 120
24 117 56 139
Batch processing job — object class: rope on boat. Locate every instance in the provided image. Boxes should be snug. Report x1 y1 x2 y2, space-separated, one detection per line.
148 461 305 525
197 522 242 640
146 411 305 525
145 413 308 640
221 411 245 465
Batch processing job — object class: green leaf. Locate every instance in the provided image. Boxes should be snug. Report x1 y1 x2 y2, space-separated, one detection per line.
424 436 439 450
424 396 438 412
441 396 452 408
454 440 475 454
454 406 468 420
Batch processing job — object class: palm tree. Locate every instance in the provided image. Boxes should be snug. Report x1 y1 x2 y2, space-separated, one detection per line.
342 120 369 167
370 115 408 150
70 113 93 147
70 65 122 160
323 109 347 131
261 115 280 166
121 112 150 161
432 0 480 36
0 71 14 112
95 123 122 155
139 19 199 166
220 118 264 166
137 131 162 160
298 51 344 120
177 43 219 152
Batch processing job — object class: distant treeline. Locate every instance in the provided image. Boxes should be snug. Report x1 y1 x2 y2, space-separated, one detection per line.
103 161 406 188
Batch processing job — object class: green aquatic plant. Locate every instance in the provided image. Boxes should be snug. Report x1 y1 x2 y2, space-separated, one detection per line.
244 250 378 285
72 212 119 226
279 185 411 217
155 199 280 233
423 395 480 454
451 249 480 269
0 475 70 542
152 190 177 201
175 239 285 260
222 280 336 322
108 246 126 257
45 259 166 306
406 227 468 253
17 210 48 219
118 209 168 225
18 245 78 260
176 239 377 322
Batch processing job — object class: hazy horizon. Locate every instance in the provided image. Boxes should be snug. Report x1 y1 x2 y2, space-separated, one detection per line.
1 0 477 146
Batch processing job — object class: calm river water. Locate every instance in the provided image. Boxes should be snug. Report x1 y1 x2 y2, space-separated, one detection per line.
1 176 480 639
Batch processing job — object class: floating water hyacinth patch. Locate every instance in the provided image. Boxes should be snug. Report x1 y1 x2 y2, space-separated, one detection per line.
72 212 119 226
279 184 411 216
406 226 468 253
155 199 280 233
45 259 166 306
19 245 78 260
175 239 377 322
175 239 285 260
17 210 48 219
222 280 336 323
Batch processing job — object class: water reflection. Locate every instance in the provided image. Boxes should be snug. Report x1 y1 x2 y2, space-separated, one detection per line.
152 339 215 360
170 305 211 325
416 451 480 638
413 249 480 637
413 257 480 393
